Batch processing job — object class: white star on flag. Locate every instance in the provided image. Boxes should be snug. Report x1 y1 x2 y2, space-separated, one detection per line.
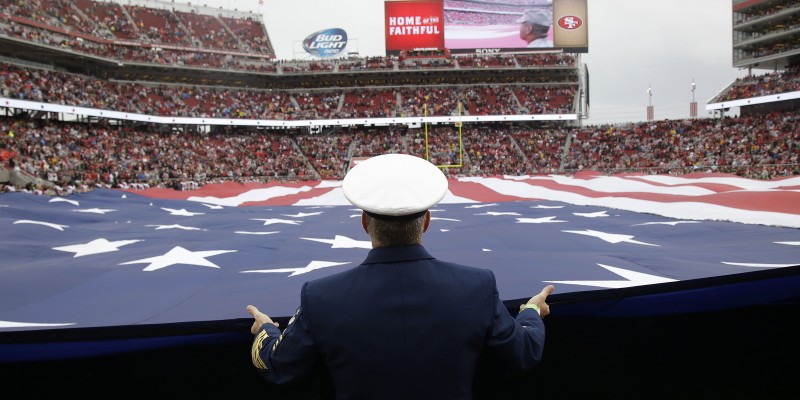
563 229 660 246
13 220 69 231
49 197 79 206
573 211 609 218
53 238 143 257
74 208 116 214
632 221 701 226
282 211 323 218
721 262 798 268
241 260 351 277
478 211 522 216
251 218 302 226
300 235 372 249
431 217 461 222
545 264 676 288
145 224 205 231
161 207 205 216
516 216 567 224
119 246 237 271
0 321 75 328
465 203 498 209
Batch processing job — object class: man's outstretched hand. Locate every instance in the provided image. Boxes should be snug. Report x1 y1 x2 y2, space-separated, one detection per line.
521 284 554 318
246 304 279 334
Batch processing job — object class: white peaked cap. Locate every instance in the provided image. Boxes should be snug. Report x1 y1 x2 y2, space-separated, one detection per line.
342 154 448 218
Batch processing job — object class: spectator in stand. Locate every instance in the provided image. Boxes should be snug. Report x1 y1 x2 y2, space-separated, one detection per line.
517 8 553 48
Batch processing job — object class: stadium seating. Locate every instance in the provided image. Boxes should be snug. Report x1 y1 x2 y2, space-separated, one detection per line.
1 1 798 195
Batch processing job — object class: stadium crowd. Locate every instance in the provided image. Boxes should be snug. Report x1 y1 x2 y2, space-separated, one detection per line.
1 0 273 52
0 62 578 119
2 106 797 196
1 16 574 74
715 65 800 102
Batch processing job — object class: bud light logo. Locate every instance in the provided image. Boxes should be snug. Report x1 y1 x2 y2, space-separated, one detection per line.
303 28 348 58
557 16 583 30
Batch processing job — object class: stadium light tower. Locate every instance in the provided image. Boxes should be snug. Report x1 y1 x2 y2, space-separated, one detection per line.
646 84 654 121
690 78 697 118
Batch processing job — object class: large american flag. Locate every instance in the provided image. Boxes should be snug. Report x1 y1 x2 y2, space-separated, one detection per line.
1 171 799 336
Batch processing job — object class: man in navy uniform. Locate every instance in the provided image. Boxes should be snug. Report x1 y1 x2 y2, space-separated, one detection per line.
246 153 554 399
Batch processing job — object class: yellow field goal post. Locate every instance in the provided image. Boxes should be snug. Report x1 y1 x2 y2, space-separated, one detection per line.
424 102 464 169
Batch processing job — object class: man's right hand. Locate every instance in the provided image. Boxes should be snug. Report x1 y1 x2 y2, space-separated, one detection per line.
246 304 279 334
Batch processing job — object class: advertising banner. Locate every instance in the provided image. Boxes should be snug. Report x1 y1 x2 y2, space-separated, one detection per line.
303 28 349 58
385 0 587 55
385 0 445 51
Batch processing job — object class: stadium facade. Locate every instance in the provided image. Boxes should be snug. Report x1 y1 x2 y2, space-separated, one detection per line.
706 0 800 115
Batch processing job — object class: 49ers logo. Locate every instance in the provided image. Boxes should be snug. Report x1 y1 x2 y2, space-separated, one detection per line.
557 16 583 30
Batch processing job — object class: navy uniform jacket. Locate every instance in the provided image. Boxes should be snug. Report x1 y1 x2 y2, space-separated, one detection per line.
251 244 545 400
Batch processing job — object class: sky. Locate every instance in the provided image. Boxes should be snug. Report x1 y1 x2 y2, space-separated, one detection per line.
150 0 749 125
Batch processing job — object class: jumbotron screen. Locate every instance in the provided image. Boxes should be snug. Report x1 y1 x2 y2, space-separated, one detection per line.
385 0 588 55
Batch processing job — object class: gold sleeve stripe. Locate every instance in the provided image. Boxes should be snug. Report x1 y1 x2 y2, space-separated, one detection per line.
251 330 269 370
272 333 283 352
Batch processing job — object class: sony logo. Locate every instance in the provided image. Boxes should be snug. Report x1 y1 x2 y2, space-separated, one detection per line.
475 49 501 53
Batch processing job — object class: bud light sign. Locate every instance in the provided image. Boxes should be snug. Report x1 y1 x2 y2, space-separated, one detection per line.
303 28 348 58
